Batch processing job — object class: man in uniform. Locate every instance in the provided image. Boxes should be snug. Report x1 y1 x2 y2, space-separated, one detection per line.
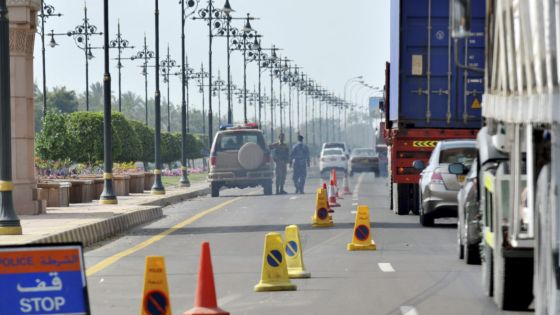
290 135 310 194
270 133 289 194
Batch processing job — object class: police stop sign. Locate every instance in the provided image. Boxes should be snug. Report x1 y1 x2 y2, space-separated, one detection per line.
0 244 90 315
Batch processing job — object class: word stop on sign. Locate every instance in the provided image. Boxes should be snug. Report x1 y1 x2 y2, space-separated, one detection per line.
20 296 66 313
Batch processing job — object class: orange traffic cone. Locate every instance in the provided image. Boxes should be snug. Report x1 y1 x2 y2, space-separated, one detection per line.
328 179 340 207
331 169 343 199
321 183 334 213
184 242 229 315
342 174 352 195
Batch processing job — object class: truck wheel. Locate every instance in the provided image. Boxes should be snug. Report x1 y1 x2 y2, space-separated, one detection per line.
481 240 493 297
464 243 480 265
211 182 220 197
534 164 560 314
263 180 272 196
493 253 533 310
411 184 420 215
396 184 410 215
389 175 394 211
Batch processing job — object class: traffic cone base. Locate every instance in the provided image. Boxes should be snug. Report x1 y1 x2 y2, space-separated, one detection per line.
254 233 297 292
347 241 377 251
311 219 334 228
347 205 377 251
184 306 229 315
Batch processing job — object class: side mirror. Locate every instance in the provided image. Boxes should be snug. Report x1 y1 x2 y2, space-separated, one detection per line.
448 163 466 175
412 160 425 171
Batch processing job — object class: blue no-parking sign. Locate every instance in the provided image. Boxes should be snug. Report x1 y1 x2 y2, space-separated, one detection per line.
0 244 90 315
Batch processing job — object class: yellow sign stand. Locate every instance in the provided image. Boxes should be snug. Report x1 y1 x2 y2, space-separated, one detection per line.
347 205 377 251
254 232 297 292
284 225 311 279
141 256 171 315
312 188 333 227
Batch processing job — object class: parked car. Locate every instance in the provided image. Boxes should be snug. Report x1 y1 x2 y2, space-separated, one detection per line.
348 148 379 176
207 124 273 197
319 148 347 179
413 140 477 226
321 142 349 157
453 159 481 264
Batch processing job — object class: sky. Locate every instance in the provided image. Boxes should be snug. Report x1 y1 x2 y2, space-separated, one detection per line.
34 0 390 120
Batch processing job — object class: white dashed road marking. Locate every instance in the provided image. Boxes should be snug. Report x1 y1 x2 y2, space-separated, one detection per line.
378 263 395 272
351 211 357 214
352 202 358 206
400 306 419 315
289 196 298 200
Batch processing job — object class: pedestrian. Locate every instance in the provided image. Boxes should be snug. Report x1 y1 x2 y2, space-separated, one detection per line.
290 135 310 194
270 133 289 194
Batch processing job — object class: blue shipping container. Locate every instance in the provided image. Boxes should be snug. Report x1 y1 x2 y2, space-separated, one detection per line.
389 0 484 129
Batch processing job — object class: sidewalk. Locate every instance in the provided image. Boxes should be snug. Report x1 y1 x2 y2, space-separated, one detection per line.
0 182 209 247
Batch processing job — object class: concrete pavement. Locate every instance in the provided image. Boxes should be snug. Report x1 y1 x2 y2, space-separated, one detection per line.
0 181 209 247
83 173 531 315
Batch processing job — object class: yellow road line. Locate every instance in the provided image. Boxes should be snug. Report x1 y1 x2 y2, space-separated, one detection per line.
86 196 244 276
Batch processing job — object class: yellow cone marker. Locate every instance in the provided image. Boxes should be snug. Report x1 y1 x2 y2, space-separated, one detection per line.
284 225 311 279
312 188 333 227
141 256 172 315
347 205 377 251
254 232 297 292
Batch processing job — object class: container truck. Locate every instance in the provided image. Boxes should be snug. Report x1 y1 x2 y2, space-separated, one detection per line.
451 0 560 312
384 0 485 215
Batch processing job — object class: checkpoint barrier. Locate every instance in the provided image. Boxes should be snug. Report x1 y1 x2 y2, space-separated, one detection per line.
347 205 377 251
184 242 229 315
312 187 334 227
254 232 297 292
141 256 171 315
284 225 311 279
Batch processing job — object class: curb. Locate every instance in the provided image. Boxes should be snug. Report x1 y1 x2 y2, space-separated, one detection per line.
27 186 210 248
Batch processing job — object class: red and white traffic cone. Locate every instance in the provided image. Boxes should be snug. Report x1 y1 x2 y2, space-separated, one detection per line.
322 183 334 213
328 179 340 208
342 174 352 195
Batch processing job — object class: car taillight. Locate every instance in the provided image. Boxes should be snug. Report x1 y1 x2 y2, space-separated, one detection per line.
431 171 444 184
210 156 217 167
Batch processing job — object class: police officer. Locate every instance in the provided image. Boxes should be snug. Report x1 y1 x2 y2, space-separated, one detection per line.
290 135 310 194
270 133 289 194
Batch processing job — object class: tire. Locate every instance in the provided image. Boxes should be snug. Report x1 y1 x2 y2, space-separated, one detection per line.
211 182 220 197
389 175 394 211
465 243 480 265
534 164 560 314
493 253 533 310
481 240 493 297
396 184 410 215
419 207 434 226
263 180 272 196
458 222 464 260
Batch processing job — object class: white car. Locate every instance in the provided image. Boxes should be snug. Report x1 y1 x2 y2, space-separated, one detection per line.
321 142 349 157
319 148 348 179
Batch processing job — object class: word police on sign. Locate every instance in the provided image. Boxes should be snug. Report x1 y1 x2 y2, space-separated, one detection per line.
0 244 90 315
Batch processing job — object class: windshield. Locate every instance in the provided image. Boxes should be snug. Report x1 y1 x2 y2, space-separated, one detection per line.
352 149 376 157
215 132 265 151
439 146 477 166
322 149 344 156
324 143 345 151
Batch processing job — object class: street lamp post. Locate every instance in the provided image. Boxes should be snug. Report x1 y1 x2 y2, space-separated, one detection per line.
264 46 278 140
160 45 178 132
100 0 117 205
0 0 21 235
38 1 61 117
151 0 165 195
67 4 103 111
212 72 226 125
130 35 154 125
109 21 134 112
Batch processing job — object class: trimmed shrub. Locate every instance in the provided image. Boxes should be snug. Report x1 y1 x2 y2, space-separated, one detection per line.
35 110 70 161
112 112 141 162
129 120 154 164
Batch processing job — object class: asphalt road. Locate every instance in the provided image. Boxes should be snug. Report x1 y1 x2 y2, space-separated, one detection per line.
84 173 532 315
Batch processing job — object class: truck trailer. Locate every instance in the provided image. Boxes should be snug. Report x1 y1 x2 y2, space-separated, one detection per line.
385 0 485 215
452 0 560 312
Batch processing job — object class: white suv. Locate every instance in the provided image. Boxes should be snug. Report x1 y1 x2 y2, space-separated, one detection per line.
319 148 348 178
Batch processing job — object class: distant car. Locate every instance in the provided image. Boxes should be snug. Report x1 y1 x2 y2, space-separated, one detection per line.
413 140 477 226
348 148 379 176
207 124 273 197
454 159 481 264
319 148 347 178
322 142 349 157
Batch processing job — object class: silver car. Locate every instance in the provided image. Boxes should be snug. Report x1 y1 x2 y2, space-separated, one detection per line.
455 160 481 264
413 140 477 226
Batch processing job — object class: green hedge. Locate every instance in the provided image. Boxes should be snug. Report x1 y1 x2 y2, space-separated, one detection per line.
36 111 204 165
